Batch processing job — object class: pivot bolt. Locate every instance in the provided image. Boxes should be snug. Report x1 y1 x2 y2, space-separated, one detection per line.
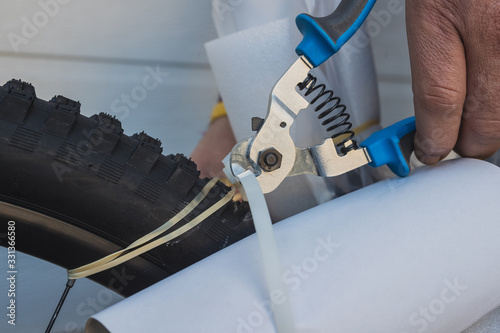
259 148 282 172
265 153 278 166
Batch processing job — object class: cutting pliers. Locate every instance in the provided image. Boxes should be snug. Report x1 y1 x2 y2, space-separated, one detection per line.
224 0 416 193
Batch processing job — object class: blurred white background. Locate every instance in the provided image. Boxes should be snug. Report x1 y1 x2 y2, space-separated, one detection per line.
0 0 420 332
1 0 220 156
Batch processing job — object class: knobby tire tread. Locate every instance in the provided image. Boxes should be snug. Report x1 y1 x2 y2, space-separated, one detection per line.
0 79 254 296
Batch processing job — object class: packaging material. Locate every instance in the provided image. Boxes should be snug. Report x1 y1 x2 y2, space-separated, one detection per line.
206 18 297 143
86 158 500 333
206 3 380 145
211 0 289 37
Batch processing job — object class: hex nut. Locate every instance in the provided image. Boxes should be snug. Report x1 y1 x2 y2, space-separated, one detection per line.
259 148 282 172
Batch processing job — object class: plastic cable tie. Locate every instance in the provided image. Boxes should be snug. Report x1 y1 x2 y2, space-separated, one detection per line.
67 178 233 280
236 170 296 333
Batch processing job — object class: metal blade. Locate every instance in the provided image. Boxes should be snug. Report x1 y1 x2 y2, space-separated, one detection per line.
246 57 312 193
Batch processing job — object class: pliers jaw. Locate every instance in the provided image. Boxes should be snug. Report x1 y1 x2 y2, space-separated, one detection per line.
223 57 312 193
224 135 373 195
223 137 254 186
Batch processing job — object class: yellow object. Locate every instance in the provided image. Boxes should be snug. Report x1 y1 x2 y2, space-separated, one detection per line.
220 177 243 202
210 101 227 123
67 178 235 279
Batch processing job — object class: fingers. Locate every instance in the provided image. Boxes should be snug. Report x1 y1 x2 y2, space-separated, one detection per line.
406 0 467 164
454 1 500 159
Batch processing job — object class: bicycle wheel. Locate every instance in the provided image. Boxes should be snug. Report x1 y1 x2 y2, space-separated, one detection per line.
0 79 254 297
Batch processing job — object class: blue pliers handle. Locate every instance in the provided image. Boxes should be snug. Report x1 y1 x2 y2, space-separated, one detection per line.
361 117 416 177
295 0 416 177
296 0 377 68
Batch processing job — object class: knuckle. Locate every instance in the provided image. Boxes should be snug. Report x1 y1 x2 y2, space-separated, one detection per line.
417 85 464 119
467 117 500 144
437 0 463 22
455 142 499 160
478 2 500 40
411 0 459 19
409 0 462 35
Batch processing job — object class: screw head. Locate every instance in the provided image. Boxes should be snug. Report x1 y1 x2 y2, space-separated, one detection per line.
266 153 278 166
259 148 282 172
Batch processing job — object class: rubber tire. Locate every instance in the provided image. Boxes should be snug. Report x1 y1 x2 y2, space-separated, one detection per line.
0 79 254 297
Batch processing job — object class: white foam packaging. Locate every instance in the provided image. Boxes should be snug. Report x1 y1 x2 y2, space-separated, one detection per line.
87 159 500 333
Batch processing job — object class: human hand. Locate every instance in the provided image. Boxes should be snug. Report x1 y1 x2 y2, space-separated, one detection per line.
190 116 237 179
407 0 500 164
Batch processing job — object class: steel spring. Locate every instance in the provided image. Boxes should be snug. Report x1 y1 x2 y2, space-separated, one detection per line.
297 73 357 154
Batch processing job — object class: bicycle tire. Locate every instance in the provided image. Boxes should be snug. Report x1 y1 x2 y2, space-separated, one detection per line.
0 79 254 297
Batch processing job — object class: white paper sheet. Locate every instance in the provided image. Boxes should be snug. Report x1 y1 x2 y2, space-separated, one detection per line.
87 159 500 333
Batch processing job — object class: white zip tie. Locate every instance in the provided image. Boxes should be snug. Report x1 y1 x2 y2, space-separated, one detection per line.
237 170 296 333
68 178 234 280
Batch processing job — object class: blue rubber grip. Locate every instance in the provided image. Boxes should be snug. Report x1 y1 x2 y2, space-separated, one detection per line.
295 0 377 67
360 117 416 177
